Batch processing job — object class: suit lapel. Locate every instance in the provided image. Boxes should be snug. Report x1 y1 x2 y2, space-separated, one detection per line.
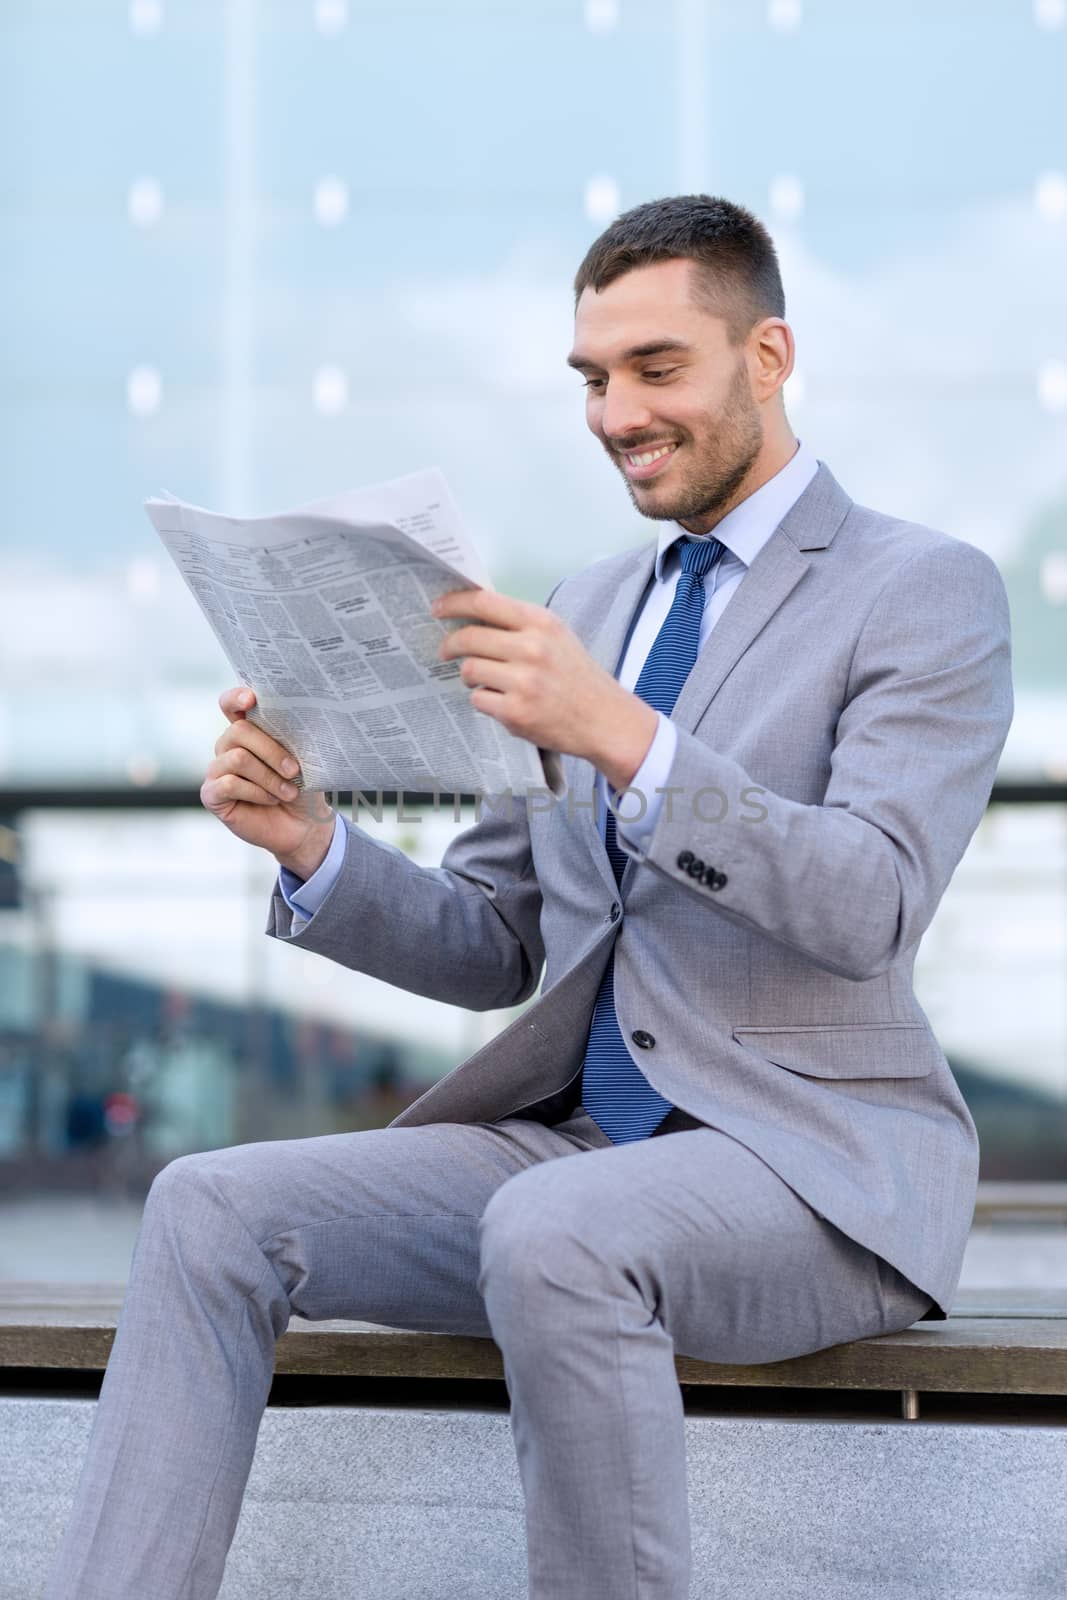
567 460 853 893
668 528 810 734
671 460 853 733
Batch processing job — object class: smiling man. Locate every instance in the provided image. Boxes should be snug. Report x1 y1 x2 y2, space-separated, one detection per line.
45 196 1014 1600
422 230 807 814
570 256 774 523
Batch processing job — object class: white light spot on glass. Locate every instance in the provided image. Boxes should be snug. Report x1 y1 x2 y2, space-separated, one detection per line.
584 175 620 224
127 177 163 228
129 0 163 35
315 0 348 34
784 366 805 407
1040 551 1067 604
127 366 162 417
127 754 160 786
1035 171 1067 221
1038 359 1067 412
313 366 348 415
585 0 619 32
126 559 161 601
769 174 804 220
314 175 349 226
767 0 802 31
1034 0 1066 30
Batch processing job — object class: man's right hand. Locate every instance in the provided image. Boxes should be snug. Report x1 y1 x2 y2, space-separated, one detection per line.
202 687 337 880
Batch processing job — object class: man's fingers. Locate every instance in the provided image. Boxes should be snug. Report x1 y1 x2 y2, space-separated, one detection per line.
201 773 281 812
458 657 523 694
214 719 301 780
433 587 534 630
442 623 535 663
206 748 300 801
219 686 256 723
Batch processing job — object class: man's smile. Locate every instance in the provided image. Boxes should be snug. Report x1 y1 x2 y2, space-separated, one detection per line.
619 441 679 480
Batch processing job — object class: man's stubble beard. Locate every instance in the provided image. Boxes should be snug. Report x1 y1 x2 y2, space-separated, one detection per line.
614 358 764 527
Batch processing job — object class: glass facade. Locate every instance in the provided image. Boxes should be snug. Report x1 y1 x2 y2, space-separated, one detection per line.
2 3 1065 1256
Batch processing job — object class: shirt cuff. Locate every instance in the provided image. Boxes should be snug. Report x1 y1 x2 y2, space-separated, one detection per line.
277 811 346 924
613 713 677 855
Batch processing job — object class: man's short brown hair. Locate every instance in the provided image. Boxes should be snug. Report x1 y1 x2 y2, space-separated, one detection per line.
573 194 785 347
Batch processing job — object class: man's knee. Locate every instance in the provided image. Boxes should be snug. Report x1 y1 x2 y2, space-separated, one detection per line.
147 1147 236 1205
139 1149 285 1310
142 1147 262 1251
477 1165 613 1305
477 1169 548 1293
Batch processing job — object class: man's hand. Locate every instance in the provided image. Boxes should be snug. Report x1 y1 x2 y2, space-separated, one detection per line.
433 587 658 792
201 688 336 879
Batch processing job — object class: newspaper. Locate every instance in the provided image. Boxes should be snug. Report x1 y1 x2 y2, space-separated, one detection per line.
144 468 564 798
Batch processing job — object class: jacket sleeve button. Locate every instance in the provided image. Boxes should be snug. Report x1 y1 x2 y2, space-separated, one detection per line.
687 858 705 878
676 850 693 870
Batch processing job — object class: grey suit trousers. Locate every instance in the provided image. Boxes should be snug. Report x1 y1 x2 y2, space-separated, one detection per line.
42 1104 933 1600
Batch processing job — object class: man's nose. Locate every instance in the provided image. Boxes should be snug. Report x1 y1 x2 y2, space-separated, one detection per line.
599 382 654 442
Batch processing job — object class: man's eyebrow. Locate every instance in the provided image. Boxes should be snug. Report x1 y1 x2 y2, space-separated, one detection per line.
565 339 694 372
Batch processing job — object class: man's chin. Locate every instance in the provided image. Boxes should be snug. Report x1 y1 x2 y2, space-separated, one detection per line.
623 475 687 522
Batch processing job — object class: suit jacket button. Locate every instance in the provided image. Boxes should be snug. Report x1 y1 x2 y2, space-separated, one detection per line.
631 1030 655 1049
687 857 705 878
676 850 693 870
609 901 621 922
711 871 727 890
702 865 727 890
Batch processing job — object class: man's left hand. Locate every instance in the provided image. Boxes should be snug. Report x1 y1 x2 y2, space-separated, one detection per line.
433 587 659 792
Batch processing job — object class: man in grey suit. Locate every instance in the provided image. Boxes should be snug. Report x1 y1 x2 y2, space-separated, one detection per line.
44 195 1013 1600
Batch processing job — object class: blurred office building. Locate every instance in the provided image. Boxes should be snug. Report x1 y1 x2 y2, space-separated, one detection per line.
1 1 1065 1216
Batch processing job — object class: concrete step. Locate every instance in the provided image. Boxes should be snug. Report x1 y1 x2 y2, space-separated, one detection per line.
5 1395 1064 1600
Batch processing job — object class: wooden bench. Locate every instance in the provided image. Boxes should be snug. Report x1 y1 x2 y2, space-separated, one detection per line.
7 1275 1066 1600
3 1282 1065 1422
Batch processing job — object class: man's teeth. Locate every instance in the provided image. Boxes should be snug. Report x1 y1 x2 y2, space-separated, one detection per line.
627 444 674 467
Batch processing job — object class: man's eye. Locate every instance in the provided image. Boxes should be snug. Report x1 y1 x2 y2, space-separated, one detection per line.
581 368 675 390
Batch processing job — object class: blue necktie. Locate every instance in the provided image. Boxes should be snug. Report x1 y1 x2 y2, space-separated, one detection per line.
579 534 728 1144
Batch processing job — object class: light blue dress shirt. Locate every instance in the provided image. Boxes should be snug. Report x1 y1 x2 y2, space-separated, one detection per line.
280 439 819 928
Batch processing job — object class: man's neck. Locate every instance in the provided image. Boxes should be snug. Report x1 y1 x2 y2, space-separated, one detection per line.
677 433 800 536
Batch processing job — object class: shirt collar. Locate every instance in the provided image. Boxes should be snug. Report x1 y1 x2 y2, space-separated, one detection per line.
653 437 819 582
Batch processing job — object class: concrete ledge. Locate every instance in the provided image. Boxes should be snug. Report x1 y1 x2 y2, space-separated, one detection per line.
6 1396 1065 1600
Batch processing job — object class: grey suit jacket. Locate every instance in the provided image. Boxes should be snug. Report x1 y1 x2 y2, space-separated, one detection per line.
266 461 1014 1320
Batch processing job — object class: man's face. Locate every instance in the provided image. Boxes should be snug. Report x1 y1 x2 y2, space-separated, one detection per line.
568 258 765 529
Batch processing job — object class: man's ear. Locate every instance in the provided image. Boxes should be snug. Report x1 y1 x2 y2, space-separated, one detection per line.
752 319 794 400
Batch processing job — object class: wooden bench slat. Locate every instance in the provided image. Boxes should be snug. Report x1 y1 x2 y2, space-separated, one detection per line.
5 1284 1066 1323
3 1284 1067 1395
